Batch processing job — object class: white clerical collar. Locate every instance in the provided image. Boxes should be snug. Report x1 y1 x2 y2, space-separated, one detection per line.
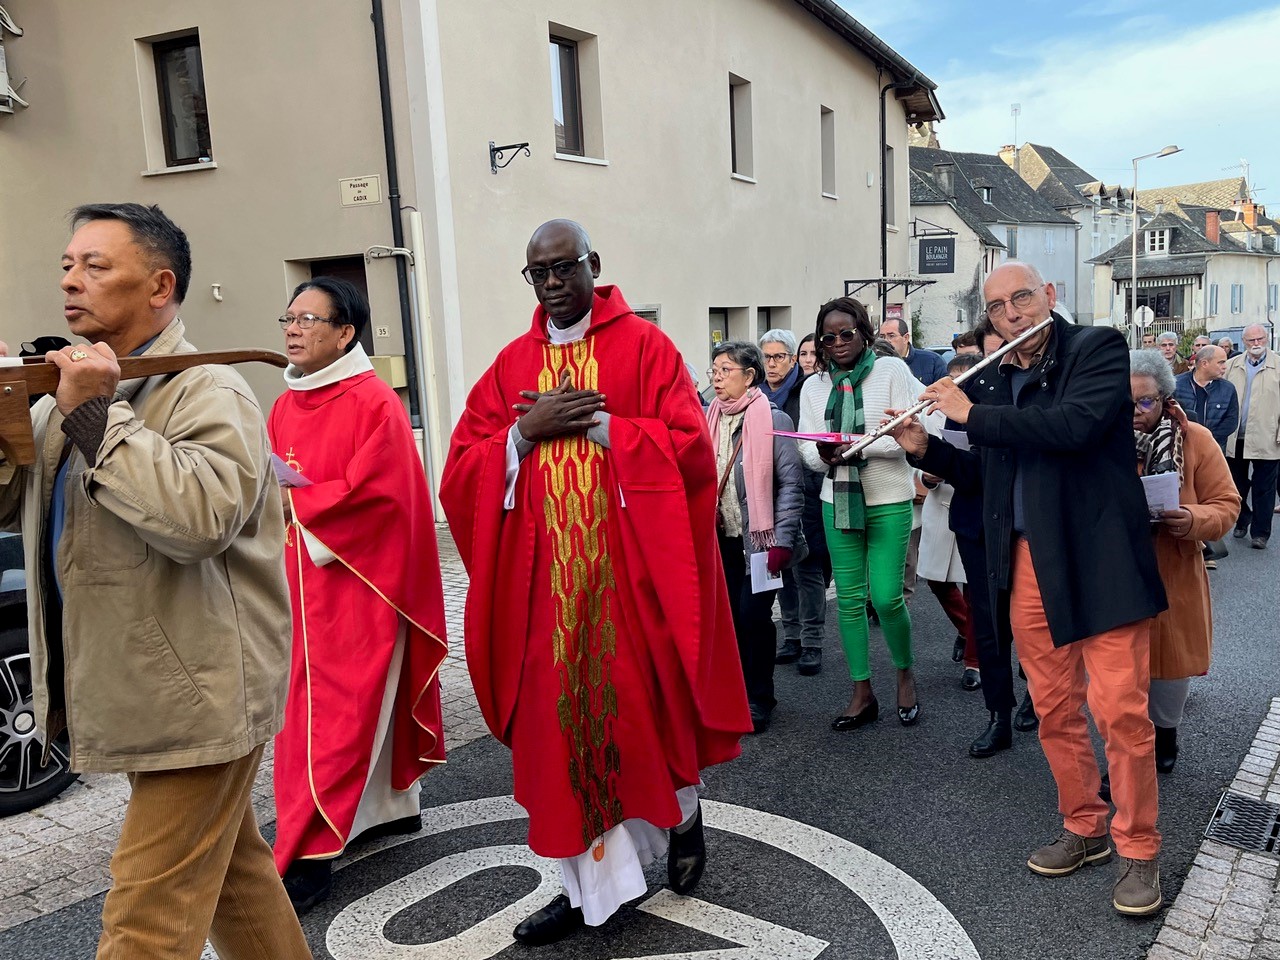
283 343 376 391
547 312 590 344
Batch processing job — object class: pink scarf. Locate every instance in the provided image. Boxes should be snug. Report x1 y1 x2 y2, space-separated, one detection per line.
706 387 776 549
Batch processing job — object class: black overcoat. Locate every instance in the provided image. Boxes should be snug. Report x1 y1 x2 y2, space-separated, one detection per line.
914 314 1167 648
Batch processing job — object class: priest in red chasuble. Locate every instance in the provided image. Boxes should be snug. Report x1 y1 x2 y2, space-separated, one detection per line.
441 220 751 946
268 277 447 914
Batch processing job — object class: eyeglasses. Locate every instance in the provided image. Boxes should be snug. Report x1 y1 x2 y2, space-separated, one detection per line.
984 285 1045 320
707 364 745 380
521 252 590 286
1133 395 1163 413
819 329 859 347
278 313 341 329
762 352 793 364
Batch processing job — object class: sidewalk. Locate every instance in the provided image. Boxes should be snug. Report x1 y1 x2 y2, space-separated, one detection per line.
0 522 486 932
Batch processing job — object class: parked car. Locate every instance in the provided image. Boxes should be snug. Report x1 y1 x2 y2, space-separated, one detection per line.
0 533 77 815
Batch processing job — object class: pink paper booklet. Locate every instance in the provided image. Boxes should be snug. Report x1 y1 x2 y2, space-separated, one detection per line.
771 431 865 443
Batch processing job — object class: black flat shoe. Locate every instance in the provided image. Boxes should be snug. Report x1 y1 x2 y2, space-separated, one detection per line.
283 858 332 916
1099 771 1112 804
831 697 879 731
969 712 1012 758
961 668 982 691
1013 690 1039 732
797 647 822 675
668 804 706 895
513 894 585 946
775 640 801 664
349 812 422 847
897 701 921 726
952 635 966 663
1155 725 1178 773
748 702 771 734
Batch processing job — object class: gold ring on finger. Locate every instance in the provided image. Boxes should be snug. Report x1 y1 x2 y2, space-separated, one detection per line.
70 349 88 362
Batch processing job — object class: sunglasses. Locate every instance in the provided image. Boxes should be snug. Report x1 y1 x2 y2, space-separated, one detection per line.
819 329 860 347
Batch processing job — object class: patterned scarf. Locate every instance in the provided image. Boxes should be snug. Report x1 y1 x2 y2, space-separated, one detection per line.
1134 398 1187 485
824 349 877 530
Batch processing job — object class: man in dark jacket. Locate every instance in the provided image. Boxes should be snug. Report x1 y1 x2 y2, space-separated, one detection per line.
880 318 947 384
758 330 827 674
1174 345 1238 451
892 261 1167 919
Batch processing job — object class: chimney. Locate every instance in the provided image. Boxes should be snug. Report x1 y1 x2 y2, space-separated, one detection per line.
1244 201 1258 229
932 162 955 200
998 144 1017 167
1154 201 1164 216
1206 210 1220 244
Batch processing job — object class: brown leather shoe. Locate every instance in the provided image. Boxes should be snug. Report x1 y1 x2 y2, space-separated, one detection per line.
1112 857 1162 916
1027 830 1112 876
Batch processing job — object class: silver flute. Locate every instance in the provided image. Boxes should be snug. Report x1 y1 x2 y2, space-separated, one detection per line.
840 314 1057 461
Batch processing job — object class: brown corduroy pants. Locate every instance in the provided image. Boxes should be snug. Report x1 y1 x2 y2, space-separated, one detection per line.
96 745 312 960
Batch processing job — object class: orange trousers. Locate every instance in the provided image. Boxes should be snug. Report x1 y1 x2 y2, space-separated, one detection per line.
1010 538 1160 860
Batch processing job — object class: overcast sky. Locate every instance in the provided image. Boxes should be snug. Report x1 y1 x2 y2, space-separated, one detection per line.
841 0 1280 206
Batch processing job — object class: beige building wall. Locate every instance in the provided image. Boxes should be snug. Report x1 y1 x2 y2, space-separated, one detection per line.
0 0 422 406
413 0 917 416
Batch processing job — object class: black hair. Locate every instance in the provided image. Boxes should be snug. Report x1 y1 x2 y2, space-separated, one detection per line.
289 276 370 353
69 202 192 303
881 317 909 337
813 296 876 373
947 353 982 376
711 340 766 389
799 333 816 350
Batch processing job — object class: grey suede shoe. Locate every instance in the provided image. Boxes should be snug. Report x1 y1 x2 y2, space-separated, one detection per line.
1027 830 1112 877
1112 857 1162 916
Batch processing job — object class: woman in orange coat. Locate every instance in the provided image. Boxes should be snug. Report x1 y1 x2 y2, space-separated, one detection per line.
1130 350 1239 774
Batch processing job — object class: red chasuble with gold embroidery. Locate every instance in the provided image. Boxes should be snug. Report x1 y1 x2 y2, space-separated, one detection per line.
269 370 447 870
441 286 750 858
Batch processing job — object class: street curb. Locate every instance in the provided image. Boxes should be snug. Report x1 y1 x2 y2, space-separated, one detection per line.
1148 697 1280 959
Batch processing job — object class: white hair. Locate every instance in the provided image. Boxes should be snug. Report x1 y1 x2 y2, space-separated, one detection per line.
1130 349 1176 396
759 329 798 354
1157 331 1178 344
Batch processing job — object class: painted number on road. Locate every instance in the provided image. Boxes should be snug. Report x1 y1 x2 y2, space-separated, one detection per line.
325 796 980 960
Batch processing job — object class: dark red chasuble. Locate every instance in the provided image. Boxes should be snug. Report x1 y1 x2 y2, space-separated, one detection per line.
441 286 750 858
269 369 447 870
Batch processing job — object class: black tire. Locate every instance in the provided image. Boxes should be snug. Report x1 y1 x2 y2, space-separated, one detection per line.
0 625 78 815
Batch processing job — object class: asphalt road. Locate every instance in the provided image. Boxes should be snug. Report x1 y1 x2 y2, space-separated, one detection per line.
2 535 1277 960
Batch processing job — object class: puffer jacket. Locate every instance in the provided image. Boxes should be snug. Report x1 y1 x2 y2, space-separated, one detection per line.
718 406 806 562
0 319 291 773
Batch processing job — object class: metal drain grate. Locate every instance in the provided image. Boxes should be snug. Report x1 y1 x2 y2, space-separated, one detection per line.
1204 790 1280 854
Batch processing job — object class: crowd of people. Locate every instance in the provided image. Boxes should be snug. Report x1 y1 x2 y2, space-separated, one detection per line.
2 203 1270 957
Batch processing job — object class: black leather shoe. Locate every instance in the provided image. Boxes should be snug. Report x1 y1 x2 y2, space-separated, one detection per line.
831 697 878 731
748 702 771 734
961 668 982 691
1013 690 1039 732
952 635 966 663
513 894 585 946
668 804 706 895
969 712 1013 758
283 858 332 916
1253 536 1269 550
775 639 801 664
898 701 921 726
1155 725 1178 773
797 647 822 675
349 812 422 847
1233 527 1248 539
866 601 880 626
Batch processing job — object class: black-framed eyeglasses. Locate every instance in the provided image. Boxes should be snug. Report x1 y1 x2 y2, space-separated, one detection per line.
819 329 859 347
1133 395 1162 413
521 252 590 286
278 313 342 329
984 285 1044 320
762 352 793 364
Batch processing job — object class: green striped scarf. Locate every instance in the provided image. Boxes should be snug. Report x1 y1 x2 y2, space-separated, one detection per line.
825 349 877 531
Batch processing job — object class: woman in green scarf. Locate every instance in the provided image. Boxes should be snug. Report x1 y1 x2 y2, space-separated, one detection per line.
797 298 922 729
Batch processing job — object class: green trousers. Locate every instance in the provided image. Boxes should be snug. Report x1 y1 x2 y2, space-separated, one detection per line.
823 499 914 682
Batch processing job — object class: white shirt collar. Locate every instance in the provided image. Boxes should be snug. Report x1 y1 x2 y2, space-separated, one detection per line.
283 343 376 391
547 313 591 344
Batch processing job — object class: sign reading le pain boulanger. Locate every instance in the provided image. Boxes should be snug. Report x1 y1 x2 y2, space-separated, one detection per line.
919 238 955 274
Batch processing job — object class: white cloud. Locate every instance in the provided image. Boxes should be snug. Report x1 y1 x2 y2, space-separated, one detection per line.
931 6 1280 199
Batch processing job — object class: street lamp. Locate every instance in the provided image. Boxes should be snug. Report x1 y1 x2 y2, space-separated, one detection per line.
1130 145 1183 343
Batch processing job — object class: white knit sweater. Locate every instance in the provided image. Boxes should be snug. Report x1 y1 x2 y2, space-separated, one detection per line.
797 357 921 507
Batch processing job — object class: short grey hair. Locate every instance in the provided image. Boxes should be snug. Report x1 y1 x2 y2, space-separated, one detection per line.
1195 345 1220 364
759 329 798 354
1157 331 1178 344
1130 349 1176 396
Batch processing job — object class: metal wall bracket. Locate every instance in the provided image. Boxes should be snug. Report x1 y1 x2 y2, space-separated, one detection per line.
489 140 530 175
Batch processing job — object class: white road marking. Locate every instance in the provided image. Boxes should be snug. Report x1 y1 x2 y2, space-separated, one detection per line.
320 795 981 960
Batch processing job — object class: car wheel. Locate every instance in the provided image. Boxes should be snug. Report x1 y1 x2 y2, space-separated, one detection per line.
0 625 78 816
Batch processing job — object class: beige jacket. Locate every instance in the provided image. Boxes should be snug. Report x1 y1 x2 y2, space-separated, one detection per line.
1224 349 1280 460
0 320 291 773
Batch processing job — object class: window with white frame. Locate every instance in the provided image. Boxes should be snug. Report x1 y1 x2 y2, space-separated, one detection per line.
1209 284 1219 316
729 74 753 178
1144 229 1170 255
549 24 603 161
1269 284 1278 313
1231 283 1244 314
1006 226 1018 258
820 106 836 196
1044 229 1055 255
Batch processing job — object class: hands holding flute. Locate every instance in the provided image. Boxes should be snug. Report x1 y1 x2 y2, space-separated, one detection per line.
917 376 974 425
881 409 929 457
